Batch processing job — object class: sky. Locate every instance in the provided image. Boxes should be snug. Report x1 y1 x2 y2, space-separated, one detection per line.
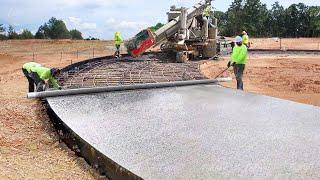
0 0 319 39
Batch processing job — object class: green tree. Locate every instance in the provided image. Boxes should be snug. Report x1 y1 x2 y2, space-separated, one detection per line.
296 3 310 37
35 17 72 39
20 29 34 39
69 29 83 40
8 25 19 39
214 11 228 35
225 0 244 36
269 2 286 37
0 24 7 40
149 23 164 32
35 24 49 39
220 1 319 37
284 4 310 37
46 17 70 39
308 6 320 37
0 24 5 33
85 36 99 40
242 0 269 37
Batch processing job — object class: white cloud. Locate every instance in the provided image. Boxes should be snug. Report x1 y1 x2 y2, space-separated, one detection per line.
17 29 24 34
54 0 149 10
67 17 97 30
55 0 107 8
69 17 82 24
118 21 148 30
63 17 98 38
103 18 150 39
106 18 148 31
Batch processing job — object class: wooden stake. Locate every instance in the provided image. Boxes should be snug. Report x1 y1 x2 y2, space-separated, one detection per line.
279 38 282 50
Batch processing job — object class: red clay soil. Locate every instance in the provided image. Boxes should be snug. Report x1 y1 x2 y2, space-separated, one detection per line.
201 54 320 107
0 42 110 179
250 38 320 50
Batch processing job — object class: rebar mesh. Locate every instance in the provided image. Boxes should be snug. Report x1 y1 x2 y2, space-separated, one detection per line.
58 53 207 89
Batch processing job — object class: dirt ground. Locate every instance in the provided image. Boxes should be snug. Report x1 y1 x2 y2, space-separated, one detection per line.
201 53 320 107
250 38 320 50
0 40 113 179
222 37 320 50
0 39 319 178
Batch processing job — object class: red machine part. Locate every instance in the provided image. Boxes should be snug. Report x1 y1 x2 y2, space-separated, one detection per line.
128 29 156 57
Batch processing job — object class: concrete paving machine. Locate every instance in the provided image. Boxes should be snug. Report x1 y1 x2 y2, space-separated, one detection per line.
126 0 220 62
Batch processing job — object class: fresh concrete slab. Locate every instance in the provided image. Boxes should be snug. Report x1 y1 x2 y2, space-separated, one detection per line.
47 85 320 179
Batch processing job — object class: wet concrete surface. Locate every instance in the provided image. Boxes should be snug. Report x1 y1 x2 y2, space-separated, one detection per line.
47 85 320 179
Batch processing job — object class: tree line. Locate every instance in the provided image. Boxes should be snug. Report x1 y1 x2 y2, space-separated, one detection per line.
214 0 320 37
149 23 165 32
0 17 85 40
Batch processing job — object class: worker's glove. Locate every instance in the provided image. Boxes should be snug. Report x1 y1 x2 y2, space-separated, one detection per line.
227 61 231 68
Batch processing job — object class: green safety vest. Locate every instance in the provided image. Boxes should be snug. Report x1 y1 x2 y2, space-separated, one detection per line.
231 44 248 65
114 33 123 45
23 62 41 73
30 66 60 89
242 35 249 45
203 6 212 17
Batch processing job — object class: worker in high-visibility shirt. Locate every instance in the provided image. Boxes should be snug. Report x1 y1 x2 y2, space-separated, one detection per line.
227 36 248 90
203 5 212 19
203 5 213 27
28 65 62 92
242 31 250 48
114 32 123 58
22 62 42 92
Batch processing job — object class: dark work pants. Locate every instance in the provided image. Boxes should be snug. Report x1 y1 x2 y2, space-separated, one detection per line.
115 44 120 57
22 68 35 92
233 64 245 90
31 72 45 92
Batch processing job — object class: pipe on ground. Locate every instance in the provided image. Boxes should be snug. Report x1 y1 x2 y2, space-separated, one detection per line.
27 78 232 99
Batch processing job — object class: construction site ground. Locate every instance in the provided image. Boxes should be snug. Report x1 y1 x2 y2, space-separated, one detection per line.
0 38 319 179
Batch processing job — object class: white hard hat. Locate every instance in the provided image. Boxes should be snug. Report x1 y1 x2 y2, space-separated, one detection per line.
234 36 242 43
